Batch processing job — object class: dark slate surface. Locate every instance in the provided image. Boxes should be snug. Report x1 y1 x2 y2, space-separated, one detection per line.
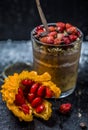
0 41 88 130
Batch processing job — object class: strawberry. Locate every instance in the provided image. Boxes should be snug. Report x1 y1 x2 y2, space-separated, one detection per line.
67 26 77 34
45 88 53 98
77 30 80 37
40 36 54 44
62 36 71 44
21 79 34 86
37 85 46 97
20 104 30 114
36 103 45 113
46 36 54 44
30 83 39 94
48 26 56 32
59 103 72 114
40 37 48 43
57 26 65 33
69 34 77 42
66 23 72 29
37 29 44 35
14 94 25 106
56 22 65 29
27 93 35 103
48 31 57 38
31 97 42 108
36 26 43 32
56 22 65 32
54 38 62 45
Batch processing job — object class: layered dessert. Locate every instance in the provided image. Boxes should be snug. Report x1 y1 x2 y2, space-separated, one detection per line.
31 22 83 97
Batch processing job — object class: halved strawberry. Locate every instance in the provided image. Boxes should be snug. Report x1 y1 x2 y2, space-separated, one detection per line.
31 97 42 108
35 103 45 113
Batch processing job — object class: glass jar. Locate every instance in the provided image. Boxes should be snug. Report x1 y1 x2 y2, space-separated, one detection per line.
31 23 83 98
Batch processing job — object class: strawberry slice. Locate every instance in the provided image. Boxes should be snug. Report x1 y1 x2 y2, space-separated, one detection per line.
31 97 42 108
37 85 46 97
14 94 25 106
35 103 45 113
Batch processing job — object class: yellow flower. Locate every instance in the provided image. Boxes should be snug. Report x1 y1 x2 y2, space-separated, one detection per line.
1 71 61 121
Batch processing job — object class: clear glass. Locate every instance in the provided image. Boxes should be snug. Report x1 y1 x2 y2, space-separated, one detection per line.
31 23 83 98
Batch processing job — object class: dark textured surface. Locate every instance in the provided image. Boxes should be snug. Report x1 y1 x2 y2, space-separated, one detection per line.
0 41 88 130
0 0 88 40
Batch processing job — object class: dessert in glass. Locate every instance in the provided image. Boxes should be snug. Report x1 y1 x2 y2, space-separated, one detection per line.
31 22 83 98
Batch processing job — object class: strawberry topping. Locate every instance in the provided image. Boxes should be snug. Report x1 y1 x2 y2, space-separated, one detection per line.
33 22 81 46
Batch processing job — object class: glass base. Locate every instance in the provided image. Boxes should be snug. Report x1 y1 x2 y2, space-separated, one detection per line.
59 87 76 98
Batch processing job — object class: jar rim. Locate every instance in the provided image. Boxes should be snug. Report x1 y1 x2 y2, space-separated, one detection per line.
31 23 83 47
